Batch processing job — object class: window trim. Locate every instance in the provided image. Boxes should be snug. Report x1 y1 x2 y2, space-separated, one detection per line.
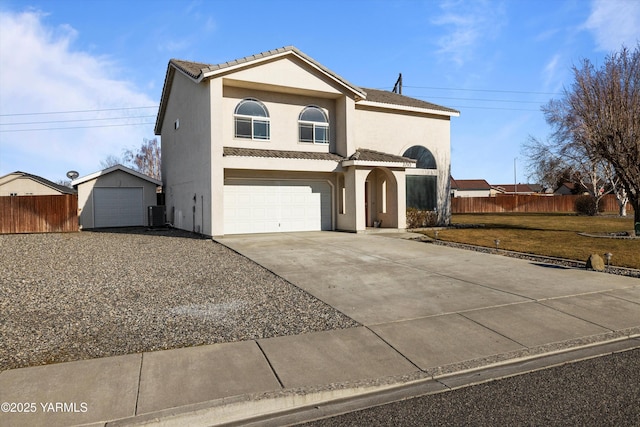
234 98 270 140
298 106 329 144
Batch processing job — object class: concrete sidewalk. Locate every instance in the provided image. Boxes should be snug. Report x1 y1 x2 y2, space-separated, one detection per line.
1 232 639 426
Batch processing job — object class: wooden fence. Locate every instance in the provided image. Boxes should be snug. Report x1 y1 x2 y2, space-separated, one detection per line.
0 194 78 234
451 194 632 214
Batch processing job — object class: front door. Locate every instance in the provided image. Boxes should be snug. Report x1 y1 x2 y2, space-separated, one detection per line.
364 181 370 227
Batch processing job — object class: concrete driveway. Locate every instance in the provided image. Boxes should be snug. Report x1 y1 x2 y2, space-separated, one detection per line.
2 231 637 427
219 231 640 372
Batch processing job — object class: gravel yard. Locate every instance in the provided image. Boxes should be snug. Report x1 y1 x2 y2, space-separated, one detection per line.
0 228 359 371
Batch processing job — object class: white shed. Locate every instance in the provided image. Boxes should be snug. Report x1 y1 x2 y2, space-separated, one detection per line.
72 165 161 229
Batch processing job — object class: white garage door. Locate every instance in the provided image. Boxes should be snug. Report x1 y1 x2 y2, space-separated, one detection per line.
224 180 332 234
94 187 144 228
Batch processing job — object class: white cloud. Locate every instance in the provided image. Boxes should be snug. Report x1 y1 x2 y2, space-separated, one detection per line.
0 10 157 182
542 53 563 92
432 0 507 67
584 0 640 51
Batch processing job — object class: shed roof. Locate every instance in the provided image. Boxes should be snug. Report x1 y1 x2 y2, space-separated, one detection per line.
72 164 162 187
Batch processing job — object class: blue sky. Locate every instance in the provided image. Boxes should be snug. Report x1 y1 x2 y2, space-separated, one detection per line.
1 0 638 184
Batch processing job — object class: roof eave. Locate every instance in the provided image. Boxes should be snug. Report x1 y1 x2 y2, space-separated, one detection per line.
72 165 161 187
201 47 367 99
342 159 416 168
356 100 460 117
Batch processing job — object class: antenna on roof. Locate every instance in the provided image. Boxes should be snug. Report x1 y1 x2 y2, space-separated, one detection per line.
392 73 402 95
66 170 79 180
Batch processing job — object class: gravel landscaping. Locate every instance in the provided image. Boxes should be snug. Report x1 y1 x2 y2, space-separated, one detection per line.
0 228 359 371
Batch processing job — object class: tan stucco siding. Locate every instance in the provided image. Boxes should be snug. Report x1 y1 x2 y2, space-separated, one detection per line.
354 106 451 158
355 106 452 225
220 57 345 97
223 156 340 173
161 71 213 234
0 177 63 196
222 86 337 154
76 170 158 229
225 169 335 183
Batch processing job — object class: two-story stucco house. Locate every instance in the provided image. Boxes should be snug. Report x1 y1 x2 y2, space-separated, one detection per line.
155 46 458 236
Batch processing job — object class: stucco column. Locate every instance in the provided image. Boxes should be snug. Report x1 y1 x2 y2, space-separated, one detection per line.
354 168 370 232
392 169 407 230
338 167 357 232
210 79 224 237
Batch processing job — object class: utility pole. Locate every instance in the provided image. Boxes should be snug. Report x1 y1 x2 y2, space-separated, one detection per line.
392 73 402 95
514 157 518 195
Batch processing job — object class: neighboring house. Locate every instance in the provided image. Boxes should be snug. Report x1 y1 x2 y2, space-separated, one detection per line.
450 178 492 198
155 46 459 236
555 181 604 196
0 171 75 196
492 184 541 195
554 182 575 195
72 165 162 229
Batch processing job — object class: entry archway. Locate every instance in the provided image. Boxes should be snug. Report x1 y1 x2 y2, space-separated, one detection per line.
364 167 398 228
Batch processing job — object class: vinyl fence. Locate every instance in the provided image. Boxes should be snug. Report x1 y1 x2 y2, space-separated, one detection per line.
0 194 78 233
451 194 631 214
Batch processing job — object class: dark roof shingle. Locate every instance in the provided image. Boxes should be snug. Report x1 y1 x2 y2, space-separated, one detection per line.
361 88 459 114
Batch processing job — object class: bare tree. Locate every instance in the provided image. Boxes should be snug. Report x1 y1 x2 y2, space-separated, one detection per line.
123 138 161 180
604 162 629 216
100 154 123 169
522 136 566 190
541 45 639 225
523 135 612 207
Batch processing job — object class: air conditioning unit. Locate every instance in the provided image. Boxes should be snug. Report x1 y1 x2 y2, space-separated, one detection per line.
148 206 166 227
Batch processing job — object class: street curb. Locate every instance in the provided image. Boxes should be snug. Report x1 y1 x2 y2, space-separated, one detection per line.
104 336 640 427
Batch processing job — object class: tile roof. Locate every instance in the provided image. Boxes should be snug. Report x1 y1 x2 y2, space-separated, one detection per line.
165 47 457 120
223 147 344 161
170 59 211 79
169 46 365 98
223 147 414 165
360 88 459 114
349 148 416 164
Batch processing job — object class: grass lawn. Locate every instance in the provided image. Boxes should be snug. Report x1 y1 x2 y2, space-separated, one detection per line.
419 213 640 269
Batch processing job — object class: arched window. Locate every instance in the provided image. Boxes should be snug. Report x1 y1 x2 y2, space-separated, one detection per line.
403 146 436 169
234 99 270 140
403 146 438 210
299 106 329 144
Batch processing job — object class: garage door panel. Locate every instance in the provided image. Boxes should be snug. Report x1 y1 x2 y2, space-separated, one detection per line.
224 180 331 234
94 187 144 228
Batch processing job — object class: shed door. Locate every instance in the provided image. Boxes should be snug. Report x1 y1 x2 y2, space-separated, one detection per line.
224 180 331 234
94 187 144 227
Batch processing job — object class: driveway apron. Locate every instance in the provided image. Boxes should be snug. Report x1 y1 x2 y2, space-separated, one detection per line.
218 232 640 373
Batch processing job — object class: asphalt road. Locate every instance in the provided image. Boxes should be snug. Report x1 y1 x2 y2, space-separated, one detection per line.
300 348 640 427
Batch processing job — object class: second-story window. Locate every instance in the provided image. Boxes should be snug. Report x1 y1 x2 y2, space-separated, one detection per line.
299 106 329 144
234 98 270 140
